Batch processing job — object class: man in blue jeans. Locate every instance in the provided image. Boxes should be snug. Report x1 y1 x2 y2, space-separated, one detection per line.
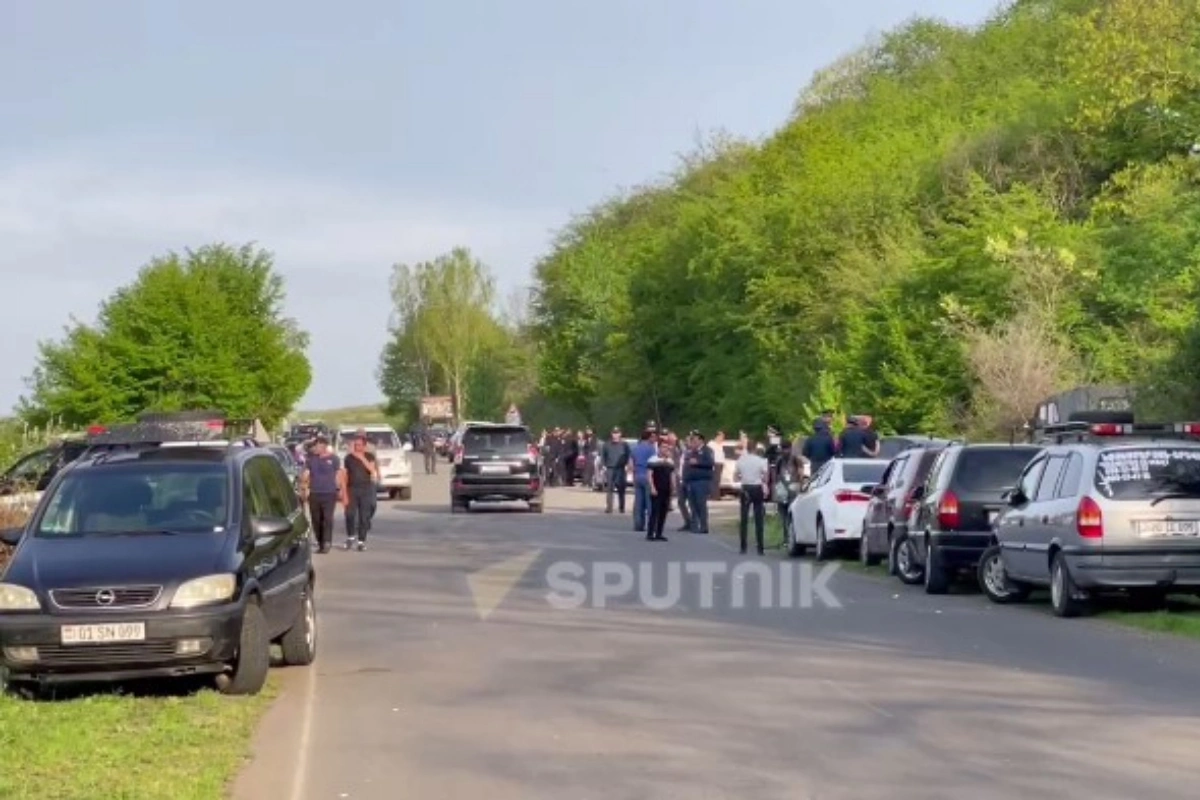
630 428 658 532
683 430 715 533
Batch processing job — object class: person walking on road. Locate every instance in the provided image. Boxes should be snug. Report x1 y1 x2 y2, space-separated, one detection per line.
418 417 438 475
667 432 692 532
300 435 342 554
630 429 658 532
734 442 770 555
646 439 676 541
342 433 379 551
600 427 631 513
682 430 715 534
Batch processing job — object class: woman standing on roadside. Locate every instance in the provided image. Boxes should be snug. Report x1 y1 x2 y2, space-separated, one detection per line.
647 440 676 542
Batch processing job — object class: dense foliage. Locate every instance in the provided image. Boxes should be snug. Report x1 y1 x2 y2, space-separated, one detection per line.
529 0 1200 438
20 244 312 428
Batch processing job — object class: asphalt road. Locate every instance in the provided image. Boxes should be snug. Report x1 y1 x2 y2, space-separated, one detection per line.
236 460 1200 800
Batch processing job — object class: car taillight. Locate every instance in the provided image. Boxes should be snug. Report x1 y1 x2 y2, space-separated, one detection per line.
834 490 871 503
1077 496 1103 539
1175 423 1200 436
937 490 960 530
453 446 464 465
902 492 916 517
528 444 540 461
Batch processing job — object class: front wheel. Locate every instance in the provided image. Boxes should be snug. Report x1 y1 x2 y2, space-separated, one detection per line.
398 486 412 501
978 545 1031 604
216 602 270 695
892 533 923 585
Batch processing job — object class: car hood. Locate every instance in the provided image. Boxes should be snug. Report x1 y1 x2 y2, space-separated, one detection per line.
7 531 229 590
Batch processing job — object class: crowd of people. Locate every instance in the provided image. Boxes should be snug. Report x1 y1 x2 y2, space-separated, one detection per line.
572 414 883 555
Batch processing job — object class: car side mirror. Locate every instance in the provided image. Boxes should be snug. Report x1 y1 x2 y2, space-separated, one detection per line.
0 527 23 547
868 484 886 497
1006 488 1027 507
250 515 293 538
910 485 926 501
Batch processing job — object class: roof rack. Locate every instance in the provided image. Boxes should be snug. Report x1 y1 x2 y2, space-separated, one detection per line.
83 412 263 452
1035 421 1200 445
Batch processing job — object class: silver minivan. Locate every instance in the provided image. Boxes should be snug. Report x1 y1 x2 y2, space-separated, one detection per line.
980 421 1200 616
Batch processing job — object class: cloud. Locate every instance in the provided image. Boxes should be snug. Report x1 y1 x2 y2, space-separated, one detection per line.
0 148 557 413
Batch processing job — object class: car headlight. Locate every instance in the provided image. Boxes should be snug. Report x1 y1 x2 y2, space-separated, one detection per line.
0 583 40 611
171 574 237 609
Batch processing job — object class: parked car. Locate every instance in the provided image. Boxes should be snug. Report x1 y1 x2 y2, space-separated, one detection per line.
717 442 743 498
336 424 414 500
0 412 315 696
0 436 91 515
450 423 544 513
785 459 889 560
895 443 1042 593
981 420 1200 616
860 442 948 568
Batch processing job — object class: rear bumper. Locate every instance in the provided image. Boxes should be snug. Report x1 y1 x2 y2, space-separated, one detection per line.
453 478 543 501
378 475 412 489
930 531 991 567
0 601 244 684
1064 547 1200 590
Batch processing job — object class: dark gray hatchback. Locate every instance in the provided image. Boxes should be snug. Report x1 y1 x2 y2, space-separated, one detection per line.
0 416 316 695
450 424 543 513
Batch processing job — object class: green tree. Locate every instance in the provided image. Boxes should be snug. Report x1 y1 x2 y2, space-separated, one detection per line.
21 244 310 428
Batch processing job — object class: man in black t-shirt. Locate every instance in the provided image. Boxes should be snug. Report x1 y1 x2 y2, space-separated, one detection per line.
341 434 379 551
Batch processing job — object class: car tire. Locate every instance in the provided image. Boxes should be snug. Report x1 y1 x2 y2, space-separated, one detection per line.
892 533 923 585
977 545 1031 604
860 523 882 567
217 601 270 695
814 518 832 562
279 584 317 666
1050 553 1088 618
398 487 412 501
450 498 461 514
923 540 950 595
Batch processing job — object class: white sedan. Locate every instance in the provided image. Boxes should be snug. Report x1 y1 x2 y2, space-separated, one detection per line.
786 458 889 561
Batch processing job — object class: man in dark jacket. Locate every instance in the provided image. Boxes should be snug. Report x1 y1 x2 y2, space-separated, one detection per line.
682 430 715 533
802 420 837 476
600 428 631 513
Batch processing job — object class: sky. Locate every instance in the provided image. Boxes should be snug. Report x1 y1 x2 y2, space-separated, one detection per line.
0 0 1002 413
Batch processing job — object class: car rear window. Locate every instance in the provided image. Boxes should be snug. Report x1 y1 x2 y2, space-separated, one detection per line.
36 462 229 536
463 427 531 452
953 448 1040 493
1094 447 1200 501
843 462 889 484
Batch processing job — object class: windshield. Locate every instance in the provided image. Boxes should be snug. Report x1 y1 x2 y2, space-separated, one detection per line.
1095 447 1200 500
339 430 400 450
463 427 531 452
955 448 1040 493
36 462 229 536
843 462 889 484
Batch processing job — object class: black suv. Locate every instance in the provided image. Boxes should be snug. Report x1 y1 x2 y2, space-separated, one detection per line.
896 443 1042 593
0 413 316 695
451 423 543 513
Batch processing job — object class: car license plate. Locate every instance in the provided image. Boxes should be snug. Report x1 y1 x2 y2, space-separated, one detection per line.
1136 520 1200 538
61 622 146 645
480 464 508 475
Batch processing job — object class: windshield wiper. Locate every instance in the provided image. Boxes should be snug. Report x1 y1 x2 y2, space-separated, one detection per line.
1150 491 1200 506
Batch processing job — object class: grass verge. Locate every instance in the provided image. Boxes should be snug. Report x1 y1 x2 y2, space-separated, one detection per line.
0 681 277 800
713 511 787 552
1098 596 1200 641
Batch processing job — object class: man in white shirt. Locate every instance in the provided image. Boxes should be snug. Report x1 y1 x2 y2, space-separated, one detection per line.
733 443 770 555
708 431 727 501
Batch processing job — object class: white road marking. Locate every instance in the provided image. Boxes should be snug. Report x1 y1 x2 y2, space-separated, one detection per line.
288 661 319 800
